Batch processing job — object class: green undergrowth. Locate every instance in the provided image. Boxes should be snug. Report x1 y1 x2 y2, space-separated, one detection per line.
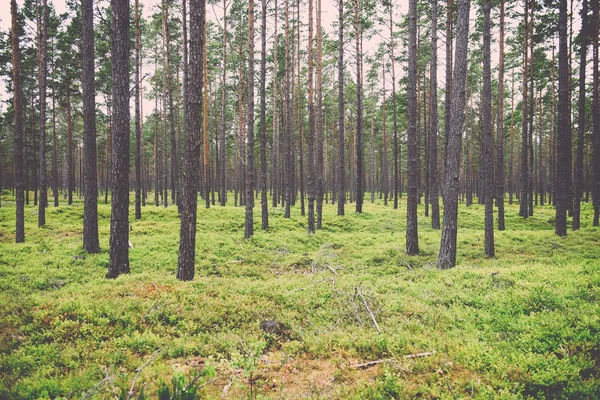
0 191 599 399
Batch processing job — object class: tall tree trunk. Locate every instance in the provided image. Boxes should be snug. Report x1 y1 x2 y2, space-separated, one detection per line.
390 4 400 209
259 0 268 229
438 0 470 269
178 0 203 281
444 0 453 190
203 15 210 209
271 1 278 208
555 0 571 236
430 0 440 229
284 0 292 218
407 0 420 255
107 0 130 278
482 0 495 257
496 0 506 230
245 0 255 239
82 0 99 252
11 0 25 243
220 0 228 206
573 0 588 230
38 0 48 227
592 0 599 225
316 0 324 228
134 0 142 220
354 0 363 214
67 93 74 205
520 0 529 218
337 0 345 215
52 81 58 207
307 0 316 232
163 0 178 206
382 59 389 206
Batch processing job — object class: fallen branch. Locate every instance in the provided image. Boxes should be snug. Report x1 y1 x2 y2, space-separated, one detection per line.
127 349 163 400
351 350 436 369
403 350 436 359
357 287 381 333
351 358 393 369
231 236 245 250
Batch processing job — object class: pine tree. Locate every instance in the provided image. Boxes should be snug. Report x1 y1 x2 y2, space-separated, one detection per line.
107 0 130 279
177 0 204 281
82 0 100 253
406 0 419 255
438 0 471 269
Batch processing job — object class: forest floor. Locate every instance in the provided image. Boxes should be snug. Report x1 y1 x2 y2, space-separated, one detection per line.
1 191 599 399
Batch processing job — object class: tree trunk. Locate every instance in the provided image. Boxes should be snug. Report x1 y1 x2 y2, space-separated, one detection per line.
592 0 599 225
260 0 268 229
134 0 142 220
438 0 470 269
354 0 363 214
496 0 506 230
11 0 25 243
67 93 74 205
178 0 203 281
245 0 255 239
555 0 571 236
38 0 48 227
107 0 130 278
430 0 440 229
220 0 228 206
316 0 324 228
82 0 100 252
520 0 529 218
284 0 292 219
573 0 588 230
407 0 420 254
482 0 495 257
390 4 400 209
337 0 345 215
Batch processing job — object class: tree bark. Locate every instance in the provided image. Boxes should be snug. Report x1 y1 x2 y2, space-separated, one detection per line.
573 0 588 230
355 0 363 214
38 0 48 227
555 0 571 236
482 0 495 257
82 0 100 252
245 0 255 239
11 0 25 243
407 0 419 255
591 0 599 225
107 0 130 278
316 0 324 228
438 0 470 269
178 0 203 281
520 0 529 218
259 0 268 229
337 0 345 215
134 0 142 220
496 0 506 230
430 0 440 229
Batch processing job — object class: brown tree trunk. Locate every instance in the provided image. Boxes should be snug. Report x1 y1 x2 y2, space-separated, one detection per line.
107 0 130 278
11 0 25 243
407 0 420 254
245 0 255 239
555 0 571 236
430 0 440 229
178 0 204 281
438 0 470 269
337 0 345 215
82 0 100 252
482 0 495 256
496 0 506 230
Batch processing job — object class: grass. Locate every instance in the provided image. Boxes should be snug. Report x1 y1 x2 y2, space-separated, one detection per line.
0 190 599 399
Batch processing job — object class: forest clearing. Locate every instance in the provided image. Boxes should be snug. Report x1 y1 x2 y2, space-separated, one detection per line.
1 194 599 398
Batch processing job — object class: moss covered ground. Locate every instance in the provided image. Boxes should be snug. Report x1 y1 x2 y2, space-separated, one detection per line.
1 191 599 399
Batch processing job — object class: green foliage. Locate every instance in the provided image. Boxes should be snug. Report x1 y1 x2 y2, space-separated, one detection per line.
0 193 599 398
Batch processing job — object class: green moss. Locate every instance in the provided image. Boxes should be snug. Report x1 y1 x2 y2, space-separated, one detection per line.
0 193 599 398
